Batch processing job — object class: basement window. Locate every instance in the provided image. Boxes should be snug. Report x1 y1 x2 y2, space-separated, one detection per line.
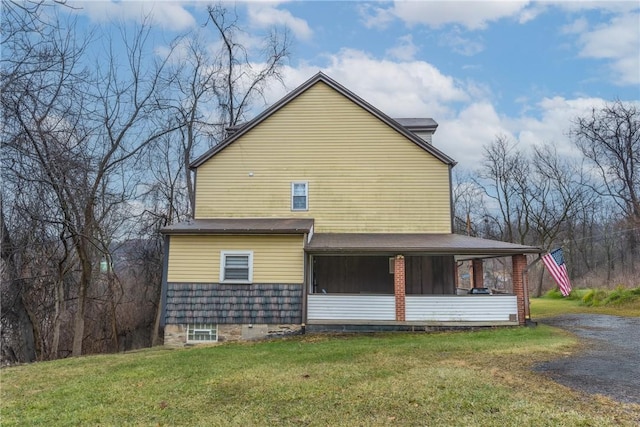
187 324 217 343
220 251 253 283
291 181 308 211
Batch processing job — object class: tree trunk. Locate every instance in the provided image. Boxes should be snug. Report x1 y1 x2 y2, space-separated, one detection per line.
1 210 37 363
51 279 65 359
151 292 163 347
71 283 86 357
534 268 544 297
72 254 91 357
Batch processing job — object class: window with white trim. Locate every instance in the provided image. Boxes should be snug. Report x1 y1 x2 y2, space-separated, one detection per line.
187 324 217 342
220 251 253 283
291 181 308 211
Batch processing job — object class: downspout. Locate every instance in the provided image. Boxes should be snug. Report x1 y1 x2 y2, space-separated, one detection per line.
159 235 170 329
448 165 454 233
301 233 309 333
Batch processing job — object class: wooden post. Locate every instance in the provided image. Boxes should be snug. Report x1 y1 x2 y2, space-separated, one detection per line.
472 259 484 288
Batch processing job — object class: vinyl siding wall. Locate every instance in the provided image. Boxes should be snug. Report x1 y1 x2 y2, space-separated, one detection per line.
195 82 452 233
167 234 304 283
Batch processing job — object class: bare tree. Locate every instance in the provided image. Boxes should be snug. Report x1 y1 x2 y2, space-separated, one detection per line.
0 205 37 363
206 4 290 129
528 143 597 295
452 169 489 236
2 7 179 357
2 2 291 362
152 5 290 219
2 2 86 361
572 101 640 270
476 135 532 244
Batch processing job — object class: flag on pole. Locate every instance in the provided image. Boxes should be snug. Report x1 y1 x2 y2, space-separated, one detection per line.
542 248 572 296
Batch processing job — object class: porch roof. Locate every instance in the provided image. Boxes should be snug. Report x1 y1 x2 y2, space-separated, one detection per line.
306 233 543 258
160 218 314 235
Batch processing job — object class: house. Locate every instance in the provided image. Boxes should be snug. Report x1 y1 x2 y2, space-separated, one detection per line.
160 72 542 345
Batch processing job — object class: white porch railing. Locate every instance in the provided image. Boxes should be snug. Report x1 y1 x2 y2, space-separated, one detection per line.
307 294 518 323
406 295 517 322
307 294 395 321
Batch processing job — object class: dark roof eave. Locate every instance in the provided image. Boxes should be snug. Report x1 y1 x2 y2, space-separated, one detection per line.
305 247 543 255
305 233 543 256
162 228 310 235
160 218 314 235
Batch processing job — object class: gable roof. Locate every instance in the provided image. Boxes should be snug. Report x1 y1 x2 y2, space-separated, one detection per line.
190 72 456 169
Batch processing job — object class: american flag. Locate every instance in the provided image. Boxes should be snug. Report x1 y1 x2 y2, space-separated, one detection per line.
542 248 572 297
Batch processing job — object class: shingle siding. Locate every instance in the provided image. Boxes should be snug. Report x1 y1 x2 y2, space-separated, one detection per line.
165 283 303 325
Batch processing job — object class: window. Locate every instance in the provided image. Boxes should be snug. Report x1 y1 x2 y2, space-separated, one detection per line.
187 324 217 343
291 181 308 211
220 251 253 283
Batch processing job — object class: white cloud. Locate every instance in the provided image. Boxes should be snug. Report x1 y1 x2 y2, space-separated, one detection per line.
510 96 607 160
386 34 419 61
362 1 533 30
246 2 313 40
256 50 626 173
262 49 469 120
437 102 514 168
358 3 396 29
550 1 638 14
573 12 640 85
70 1 197 31
438 28 485 56
561 17 589 34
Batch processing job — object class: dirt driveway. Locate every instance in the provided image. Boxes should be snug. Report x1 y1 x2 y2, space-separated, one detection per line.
534 314 640 404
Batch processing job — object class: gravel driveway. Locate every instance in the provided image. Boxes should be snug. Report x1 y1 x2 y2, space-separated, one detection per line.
534 314 640 404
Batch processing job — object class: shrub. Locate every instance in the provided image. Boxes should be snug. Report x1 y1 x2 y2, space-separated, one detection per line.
543 288 565 299
603 286 640 306
581 289 608 307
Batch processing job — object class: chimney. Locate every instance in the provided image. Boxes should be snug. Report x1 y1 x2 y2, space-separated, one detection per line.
394 118 438 144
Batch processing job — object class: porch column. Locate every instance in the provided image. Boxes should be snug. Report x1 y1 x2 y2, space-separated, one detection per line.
394 255 406 321
512 254 527 325
472 259 484 288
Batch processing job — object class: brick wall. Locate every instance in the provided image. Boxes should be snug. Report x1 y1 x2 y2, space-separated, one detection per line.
394 255 406 321
511 254 527 325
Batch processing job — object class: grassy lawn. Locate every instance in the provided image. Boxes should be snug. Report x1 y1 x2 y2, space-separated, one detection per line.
530 287 640 318
3 327 640 426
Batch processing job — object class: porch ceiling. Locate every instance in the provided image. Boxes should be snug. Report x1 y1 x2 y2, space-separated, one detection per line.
160 218 314 235
306 233 543 258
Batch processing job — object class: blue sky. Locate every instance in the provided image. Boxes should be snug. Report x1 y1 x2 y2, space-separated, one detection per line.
69 0 639 171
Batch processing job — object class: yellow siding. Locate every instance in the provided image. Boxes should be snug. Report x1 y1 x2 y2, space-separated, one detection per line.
167 234 304 283
195 81 452 233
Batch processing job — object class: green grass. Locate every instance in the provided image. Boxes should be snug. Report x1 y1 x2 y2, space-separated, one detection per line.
531 286 640 318
2 327 639 426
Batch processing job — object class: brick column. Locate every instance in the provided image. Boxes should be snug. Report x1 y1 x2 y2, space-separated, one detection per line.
512 254 527 325
472 259 484 288
394 255 406 321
